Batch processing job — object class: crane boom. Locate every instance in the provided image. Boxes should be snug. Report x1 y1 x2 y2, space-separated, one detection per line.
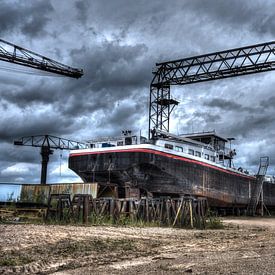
14 135 88 150
149 41 275 136
0 38 83 78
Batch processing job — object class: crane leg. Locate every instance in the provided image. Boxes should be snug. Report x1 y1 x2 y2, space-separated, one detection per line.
40 146 53 184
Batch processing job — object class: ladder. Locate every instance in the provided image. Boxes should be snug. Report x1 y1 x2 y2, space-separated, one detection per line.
247 156 269 216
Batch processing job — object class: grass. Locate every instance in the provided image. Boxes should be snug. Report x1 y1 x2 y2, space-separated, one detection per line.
0 237 137 267
44 212 162 228
52 238 135 256
95 215 160 227
0 255 33 266
205 212 224 229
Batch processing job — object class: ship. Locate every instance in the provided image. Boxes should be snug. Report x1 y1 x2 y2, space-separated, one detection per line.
69 129 275 211
68 42 275 213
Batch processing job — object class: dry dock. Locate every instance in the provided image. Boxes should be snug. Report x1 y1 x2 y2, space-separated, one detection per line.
0 218 275 274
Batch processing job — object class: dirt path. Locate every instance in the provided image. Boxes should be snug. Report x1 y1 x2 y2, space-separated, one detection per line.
223 217 275 229
0 218 275 274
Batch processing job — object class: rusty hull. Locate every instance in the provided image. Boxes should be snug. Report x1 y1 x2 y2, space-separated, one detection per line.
69 150 275 208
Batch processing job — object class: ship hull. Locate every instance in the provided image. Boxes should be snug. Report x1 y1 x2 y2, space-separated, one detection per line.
69 146 275 208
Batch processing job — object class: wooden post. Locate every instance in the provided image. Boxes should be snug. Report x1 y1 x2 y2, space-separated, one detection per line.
129 200 134 221
166 199 170 225
57 196 63 221
173 198 183 227
146 198 149 222
110 199 115 221
83 195 89 224
260 188 264 217
160 199 164 225
189 200 193 228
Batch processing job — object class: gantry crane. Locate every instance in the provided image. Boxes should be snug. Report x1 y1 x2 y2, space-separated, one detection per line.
149 41 275 138
0 38 83 78
14 135 88 184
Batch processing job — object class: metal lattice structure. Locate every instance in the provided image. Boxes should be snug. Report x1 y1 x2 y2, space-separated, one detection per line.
0 38 83 78
247 156 269 216
14 135 88 184
149 41 275 137
14 135 88 150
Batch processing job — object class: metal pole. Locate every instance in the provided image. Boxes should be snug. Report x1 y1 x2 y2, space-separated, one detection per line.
40 146 53 184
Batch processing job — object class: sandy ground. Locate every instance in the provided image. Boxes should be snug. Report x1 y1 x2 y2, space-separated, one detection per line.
0 218 275 274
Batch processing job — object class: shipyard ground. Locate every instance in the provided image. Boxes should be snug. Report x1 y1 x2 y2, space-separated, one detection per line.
0 218 275 274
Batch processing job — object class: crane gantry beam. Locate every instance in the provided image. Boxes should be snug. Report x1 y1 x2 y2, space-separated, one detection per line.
14 135 89 184
0 38 83 78
149 41 275 137
14 135 88 150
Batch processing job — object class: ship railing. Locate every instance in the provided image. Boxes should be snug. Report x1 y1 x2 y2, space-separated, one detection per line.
87 136 122 143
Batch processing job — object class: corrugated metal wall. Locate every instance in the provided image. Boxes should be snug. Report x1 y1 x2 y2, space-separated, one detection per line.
20 183 98 204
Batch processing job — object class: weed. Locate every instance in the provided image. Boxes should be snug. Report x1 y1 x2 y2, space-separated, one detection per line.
205 211 224 229
0 237 136 268
0 255 33 266
6 192 15 202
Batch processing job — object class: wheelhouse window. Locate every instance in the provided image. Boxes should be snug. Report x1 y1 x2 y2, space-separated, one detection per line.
210 156 215 162
175 146 183 152
195 151 201 157
165 143 173 150
188 149 194 155
205 154 209 160
117 141 123 146
125 137 132 145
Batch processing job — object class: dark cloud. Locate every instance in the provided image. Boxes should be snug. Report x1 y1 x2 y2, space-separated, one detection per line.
1 0 275 184
71 41 150 89
0 80 59 108
75 0 90 25
204 98 256 113
0 108 76 143
0 1 53 37
55 40 151 119
0 143 38 164
229 115 275 138
185 0 275 37
193 111 221 124
260 96 275 109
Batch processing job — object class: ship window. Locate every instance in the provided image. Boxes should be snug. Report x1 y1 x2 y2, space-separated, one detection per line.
210 156 215 162
175 146 183 152
125 137 132 145
117 141 123 146
205 154 209 160
102 143 115 147
195 151 201 157
188 149 194 155
165 143 173 150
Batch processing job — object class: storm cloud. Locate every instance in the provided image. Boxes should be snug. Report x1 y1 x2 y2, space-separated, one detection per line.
0 1 53 37
0 0 275 183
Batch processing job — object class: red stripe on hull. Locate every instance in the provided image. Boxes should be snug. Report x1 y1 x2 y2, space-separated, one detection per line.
70 148 254 180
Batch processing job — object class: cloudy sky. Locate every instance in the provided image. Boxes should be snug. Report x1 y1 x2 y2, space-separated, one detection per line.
0 0 275 184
